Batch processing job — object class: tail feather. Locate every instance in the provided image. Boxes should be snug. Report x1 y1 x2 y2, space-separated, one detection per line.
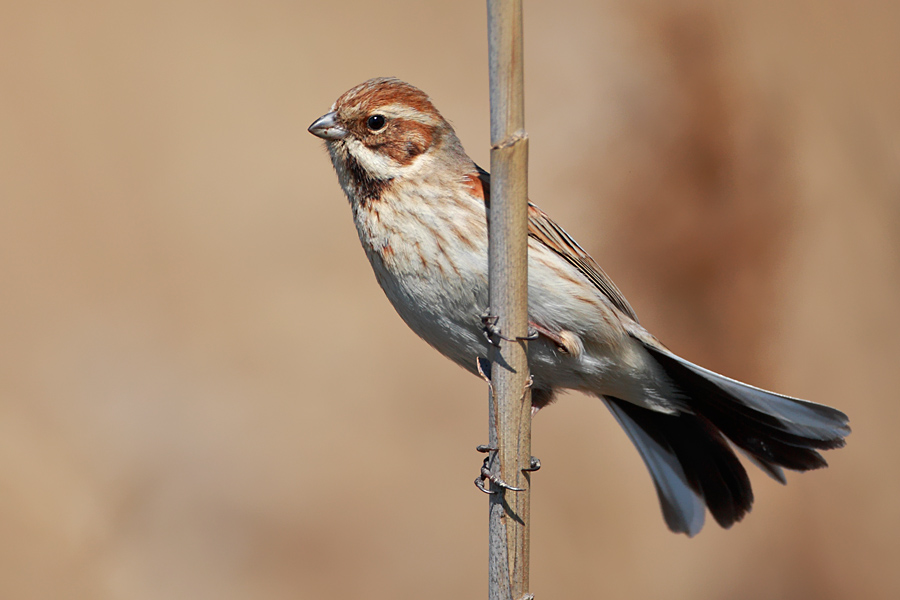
605 397 752 536
644 344 850 471
742 453 787 485
606 336 850 535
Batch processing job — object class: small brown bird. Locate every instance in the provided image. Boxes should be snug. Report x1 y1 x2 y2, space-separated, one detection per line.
309 77 850 536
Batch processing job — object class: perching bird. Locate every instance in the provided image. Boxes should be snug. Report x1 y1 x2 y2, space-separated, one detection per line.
309 77 850 536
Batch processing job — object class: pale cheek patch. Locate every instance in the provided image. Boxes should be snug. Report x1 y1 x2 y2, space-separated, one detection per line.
400 148 440 178
346 138 401 180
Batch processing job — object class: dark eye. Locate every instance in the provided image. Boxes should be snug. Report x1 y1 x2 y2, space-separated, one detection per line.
367 114 386 131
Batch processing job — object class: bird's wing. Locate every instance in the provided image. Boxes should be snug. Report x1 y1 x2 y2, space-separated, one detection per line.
474 165 638 322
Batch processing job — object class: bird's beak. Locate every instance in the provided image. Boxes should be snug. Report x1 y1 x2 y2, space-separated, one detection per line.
308 111 348 140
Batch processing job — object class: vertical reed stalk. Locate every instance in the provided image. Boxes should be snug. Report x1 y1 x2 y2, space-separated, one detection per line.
486 1 531 599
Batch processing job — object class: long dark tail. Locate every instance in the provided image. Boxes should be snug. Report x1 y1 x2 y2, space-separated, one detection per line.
604 339 850 536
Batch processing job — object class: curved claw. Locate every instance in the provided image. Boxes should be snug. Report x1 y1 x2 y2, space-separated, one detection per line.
480 464 526 492
518 327 540 341
523 456 541 472
475 445 527 493
481 313 536 345
475 475 495 494
481 314 506 346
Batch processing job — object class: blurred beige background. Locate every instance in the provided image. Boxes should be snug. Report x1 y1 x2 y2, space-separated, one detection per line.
1 1 898 598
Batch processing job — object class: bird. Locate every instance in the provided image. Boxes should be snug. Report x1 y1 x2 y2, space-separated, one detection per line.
308 76 850 536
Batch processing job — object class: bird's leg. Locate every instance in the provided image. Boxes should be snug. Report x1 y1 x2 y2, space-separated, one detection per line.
480 310 539 346
480 312 505 347
475 444 525 494
474 360 540 493
521 375 541 472
474 445 541 492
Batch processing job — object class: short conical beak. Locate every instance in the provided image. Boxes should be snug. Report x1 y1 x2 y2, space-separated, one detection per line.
308 111 348 140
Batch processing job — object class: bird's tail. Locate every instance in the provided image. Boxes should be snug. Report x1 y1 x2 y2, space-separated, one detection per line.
603 338 850 536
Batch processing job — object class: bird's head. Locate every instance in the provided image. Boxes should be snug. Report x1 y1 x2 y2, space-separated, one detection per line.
309 77 471 201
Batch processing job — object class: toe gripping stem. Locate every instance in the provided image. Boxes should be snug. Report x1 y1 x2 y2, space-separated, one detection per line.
475 445 542 495
474 358 540 495
481 313 539 348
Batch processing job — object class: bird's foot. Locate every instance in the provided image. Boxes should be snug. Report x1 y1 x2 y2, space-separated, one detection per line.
474 445 540 493
480 311 539 346
523 455 541 472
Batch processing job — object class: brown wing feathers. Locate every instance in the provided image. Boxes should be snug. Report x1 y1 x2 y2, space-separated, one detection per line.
474 166 637 321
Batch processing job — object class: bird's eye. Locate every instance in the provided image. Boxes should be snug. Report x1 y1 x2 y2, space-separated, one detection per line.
367 114 386 131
